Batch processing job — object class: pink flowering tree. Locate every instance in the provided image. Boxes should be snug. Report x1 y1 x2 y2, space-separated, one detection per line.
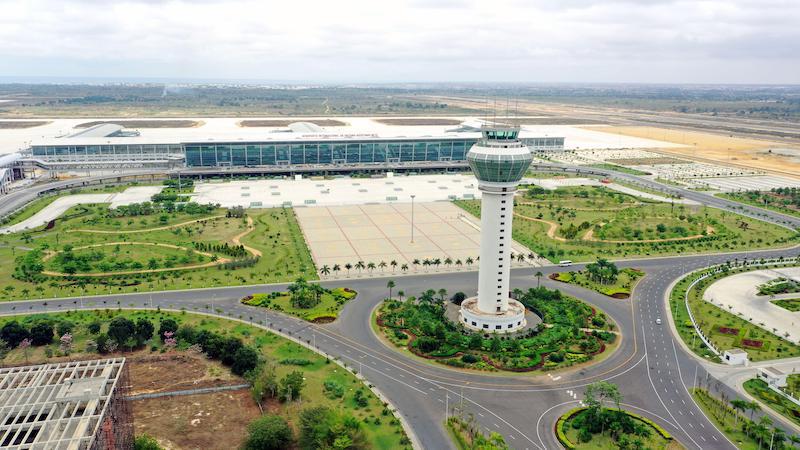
59 333 73 355
18 338 32 364
163 331 177 350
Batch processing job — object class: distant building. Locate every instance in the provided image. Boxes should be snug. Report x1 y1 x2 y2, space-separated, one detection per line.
758 366 788 388
722 348 749 366
0 358 133 449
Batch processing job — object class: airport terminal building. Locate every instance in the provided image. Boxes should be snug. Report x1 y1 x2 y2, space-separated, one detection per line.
24 121 564 171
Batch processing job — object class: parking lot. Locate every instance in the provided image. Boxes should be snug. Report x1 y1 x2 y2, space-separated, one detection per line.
295 201 538 273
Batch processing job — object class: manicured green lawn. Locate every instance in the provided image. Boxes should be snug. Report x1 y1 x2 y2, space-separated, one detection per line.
242 287 357 322
455 185 798 263
743 379 800 427
0 203 316 301
669 263 800 363
587 163 651 176
552 268 643 298
0 310 409 450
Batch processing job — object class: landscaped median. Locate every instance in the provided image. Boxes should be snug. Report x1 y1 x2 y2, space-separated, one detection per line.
555 382 680 450
743 378 800 428
242 277 357 322
668 259 800 362
551 258 643 299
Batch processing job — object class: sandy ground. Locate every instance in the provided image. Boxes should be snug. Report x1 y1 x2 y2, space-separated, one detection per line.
586 125 800 179
296 201 538 270
0 186 162 234
704 267 800 344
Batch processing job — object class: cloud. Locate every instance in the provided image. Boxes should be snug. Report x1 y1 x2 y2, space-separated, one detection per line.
0 0 797 83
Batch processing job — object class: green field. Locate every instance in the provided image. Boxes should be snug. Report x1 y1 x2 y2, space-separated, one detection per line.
455 186 797 262
552 267 643 298
743 379 800 428
242 285 357 322
669 263 800 363
0 310 409 449
772 299 800 312
0 201 316 301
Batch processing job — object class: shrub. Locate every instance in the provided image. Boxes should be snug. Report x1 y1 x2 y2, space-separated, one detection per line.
87 320 102 335
30 322 55 346
107 317 136 346
243 415 293 450
461 354 479 364
1 321 30 347
323 379 344 399
134 434 163 450
415 336 440 353
231 346 259 376
279 358 312 366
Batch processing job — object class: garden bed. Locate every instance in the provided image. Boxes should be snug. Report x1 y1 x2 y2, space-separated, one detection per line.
241 282 356 322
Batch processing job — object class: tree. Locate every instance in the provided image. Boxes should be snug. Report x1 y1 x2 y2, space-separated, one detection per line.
158 318 179 341
232 346 259 376
386 280 395 299
585 258 620 285
18 338 31 363
535 271 543 288
451 292 467 305
252 362 279 407
299 406 366 450
730 399 747 425
134 318 154 346
320 265 331 276
280 370 306 402
107 317 136 346
1 321 30 347
0 338 10 361
30 321 54 346
584 381 622 434
243 415 293 450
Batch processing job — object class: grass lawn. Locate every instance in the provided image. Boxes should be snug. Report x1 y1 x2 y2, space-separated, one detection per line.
690 388 759 450
0 310 409 450
587 163 651 176
455 186 798 263
719 192 800 219
669 262 800 363
772 299 800 312
242 287 357 322
561 408 682 450
0 204 316 301
552 268 643 298
743 379 800 428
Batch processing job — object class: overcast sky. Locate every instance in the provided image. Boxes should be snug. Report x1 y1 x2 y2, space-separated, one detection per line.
1 0 798 84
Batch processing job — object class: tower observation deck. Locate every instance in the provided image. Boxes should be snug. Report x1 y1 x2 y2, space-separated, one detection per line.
459 123 532 333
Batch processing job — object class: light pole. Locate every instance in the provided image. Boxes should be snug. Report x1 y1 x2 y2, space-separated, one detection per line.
410 195 416 243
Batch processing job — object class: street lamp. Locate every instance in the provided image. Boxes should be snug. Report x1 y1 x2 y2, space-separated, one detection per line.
410 194 416 243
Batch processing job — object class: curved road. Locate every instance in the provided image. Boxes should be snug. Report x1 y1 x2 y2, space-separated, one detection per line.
1 169 800 448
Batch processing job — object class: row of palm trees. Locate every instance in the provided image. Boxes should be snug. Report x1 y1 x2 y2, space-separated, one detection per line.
318 252 540 277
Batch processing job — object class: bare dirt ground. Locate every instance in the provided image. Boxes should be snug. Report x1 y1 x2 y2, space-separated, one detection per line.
133 390 259 450
75 120 202 128
585 125 800 179
0 120 51 129
238 119 347 127
129 353 259 450
373 118 462 126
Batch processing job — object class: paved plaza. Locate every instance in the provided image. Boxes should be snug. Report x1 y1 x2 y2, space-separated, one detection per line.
295 201 538 272
704 267 800 343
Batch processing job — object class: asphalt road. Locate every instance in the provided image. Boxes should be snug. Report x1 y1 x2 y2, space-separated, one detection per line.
1 171 800 448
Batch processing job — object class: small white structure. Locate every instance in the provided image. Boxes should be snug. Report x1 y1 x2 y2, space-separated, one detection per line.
723 348 749 366
758 367 788 388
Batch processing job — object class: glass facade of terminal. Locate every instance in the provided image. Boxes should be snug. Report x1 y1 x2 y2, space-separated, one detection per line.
30 137 564 167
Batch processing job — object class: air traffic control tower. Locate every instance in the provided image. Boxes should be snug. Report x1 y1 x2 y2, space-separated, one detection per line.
459 123 532 333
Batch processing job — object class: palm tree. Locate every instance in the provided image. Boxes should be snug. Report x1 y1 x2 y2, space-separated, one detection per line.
390 260 398 272
397 290 405 301
535 271 543 288
517 253 526 263
788 434 800 449
437 288 447 302
332 264 341 276
527 252 535 261
747 400 761 421
465 257 474 267
345 263 353 275
455 259 463 267
422 259 431 271
444 257 453 268
387 280 395 299
433 258 441 270
367 262 376 273
401 263 409 272
378 261 387 272
320 265 331 276
730 399 747 425
355 261 365 273
412 259 421 270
